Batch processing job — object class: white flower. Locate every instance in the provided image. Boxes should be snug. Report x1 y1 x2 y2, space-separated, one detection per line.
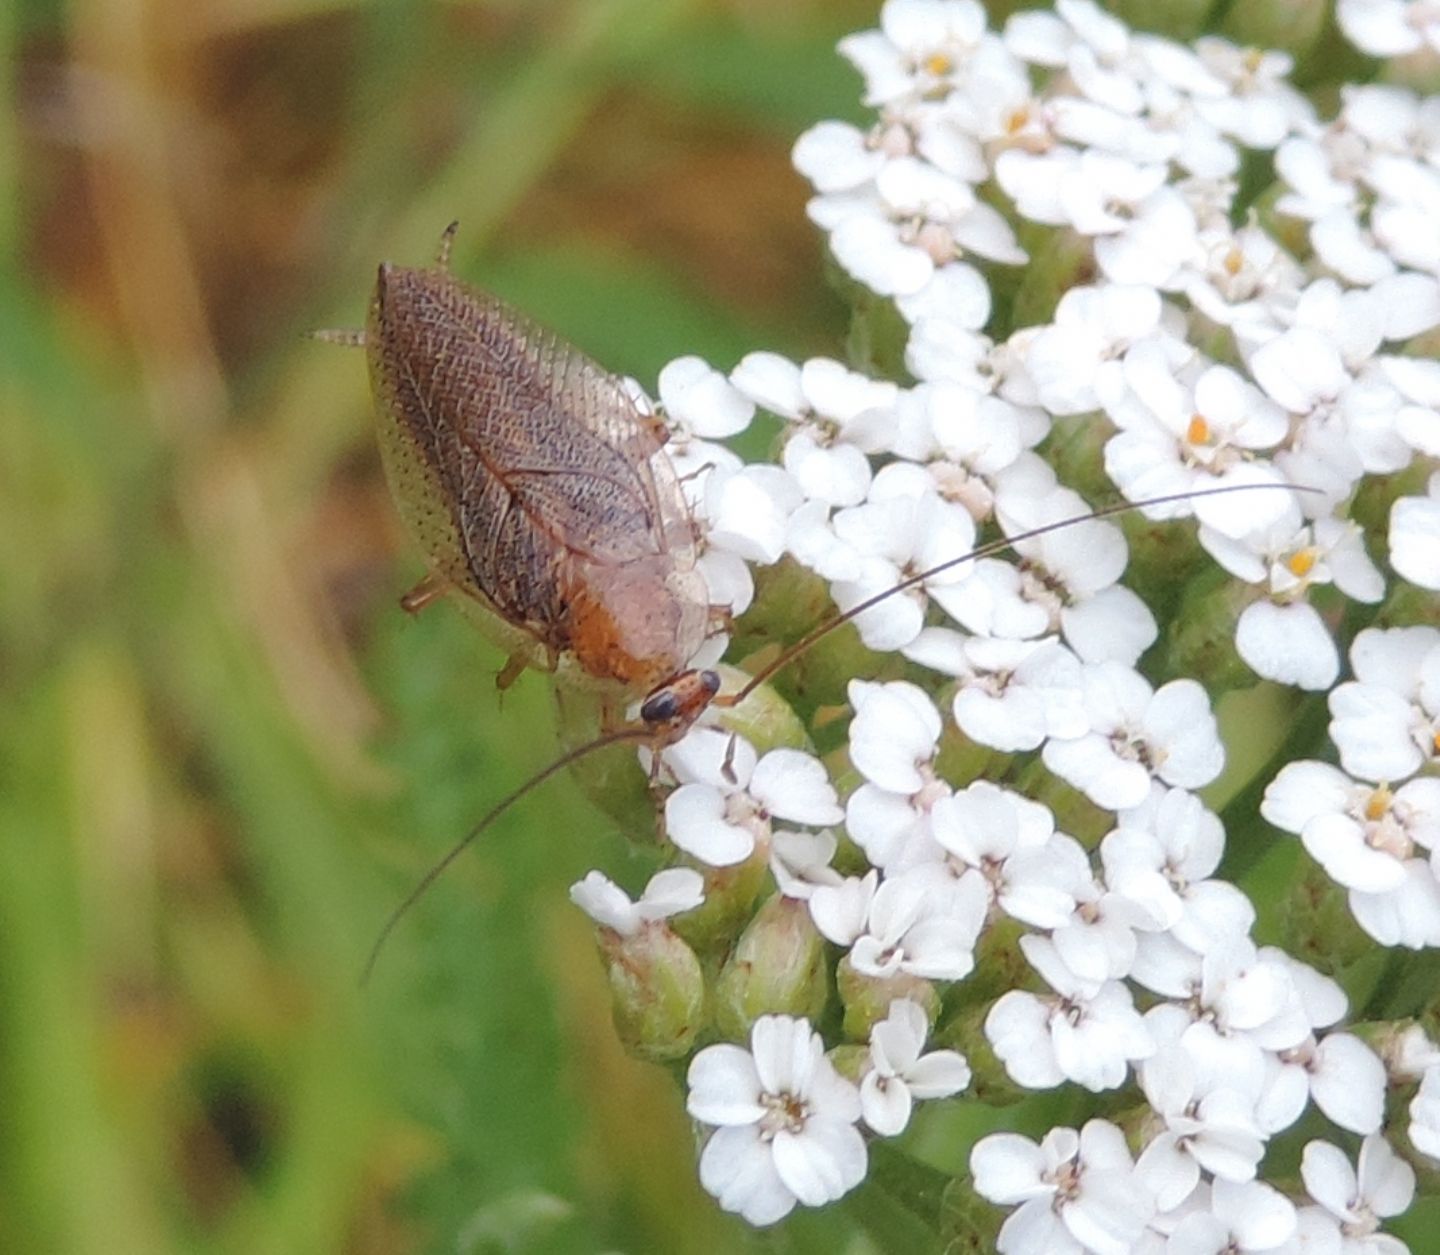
687 1015 866 1225
791 120 889 195
658 355 755 439
1042 665 1225 811
1163 1178 1298 1254
1201 511 1386 691
1102 787 1255 952
664 729 842 867
844 680 949 870
929 780 1090 927
810 155 1024 301
1135 1043 1267 1211
970 1119 1156 1255
828 482 979 650
1297 1135 1415 1254
1013 283 1163 417
840 864 988 981
1338 0 1440 56
569 867 705 936
1263 762 1440 946
860 998 971 1135
1280 1032 1387 1135
988 470 1159 666
1409 1065 1440 1162
701 464 804 568
986 934 1154 1092
903 629 1088 751
1390 472 1440 591
732 353 897 507
840 0 996 108
770 830 844 901
1328 626 1440 782
1103 341 1292 539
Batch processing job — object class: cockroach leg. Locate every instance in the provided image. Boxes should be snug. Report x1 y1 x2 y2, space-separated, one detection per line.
720 731 740 786
707 604 735 638
310 327 367 348
399 572 450 615
598 696 626 735
495 653 527 693
435 220 460 271
646 752 670 843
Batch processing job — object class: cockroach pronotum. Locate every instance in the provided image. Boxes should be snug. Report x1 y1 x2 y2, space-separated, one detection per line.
319 224 1303 981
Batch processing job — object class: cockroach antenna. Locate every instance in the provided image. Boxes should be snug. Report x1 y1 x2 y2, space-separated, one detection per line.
325 224 1318 983
357 477 1316 983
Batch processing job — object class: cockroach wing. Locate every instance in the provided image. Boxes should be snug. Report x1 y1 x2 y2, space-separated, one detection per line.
365 261 697 660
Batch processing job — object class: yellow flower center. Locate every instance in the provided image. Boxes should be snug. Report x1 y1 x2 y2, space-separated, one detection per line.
924 52 953 76
1364 785 1393 823
1187 415 1211 445
1287 548 1318 578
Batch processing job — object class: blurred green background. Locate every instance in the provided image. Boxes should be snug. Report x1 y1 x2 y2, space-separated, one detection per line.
0 1 884 1251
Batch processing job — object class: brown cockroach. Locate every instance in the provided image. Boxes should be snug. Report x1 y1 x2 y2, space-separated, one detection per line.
321 224 1301 980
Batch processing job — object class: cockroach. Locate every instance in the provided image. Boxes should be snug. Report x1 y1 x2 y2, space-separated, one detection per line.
320 224 1304 981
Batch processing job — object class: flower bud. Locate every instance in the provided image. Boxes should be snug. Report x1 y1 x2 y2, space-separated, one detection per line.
1105 0 1211 37
827 1042 871 1085
1008 228 1096 330
941 1175 1005 1253
1220 0 1327 61
595 922 706 1062
1281 859 1372 974
836 952 940 1041
735 558 904 724
713 893 829 1037
706 662 809 755
935 1003 1025 1108
1160 570 1257 692
668 846 770 954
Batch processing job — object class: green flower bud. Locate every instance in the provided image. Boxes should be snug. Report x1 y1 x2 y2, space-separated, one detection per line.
1007 756 1111 848
1220 0 1328 62
706 662 810 754
1161 569 1259 693
734 558 908 733
668 846 770 954
1281 857 1373 975
1379 47 1440 96
596 922 706 1062
828 1042 872 1085
836 952 940 1041
935 1003 1024 1107
952 916 1031 1009
1104 0 1212 38
940 1174 1004 1255
713 893 829 1038
1008 228 1097 330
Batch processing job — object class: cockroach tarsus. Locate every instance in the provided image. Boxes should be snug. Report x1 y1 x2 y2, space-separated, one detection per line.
319 224 1313 984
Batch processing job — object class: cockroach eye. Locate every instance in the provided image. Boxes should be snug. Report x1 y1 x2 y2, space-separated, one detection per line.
640 688 683 725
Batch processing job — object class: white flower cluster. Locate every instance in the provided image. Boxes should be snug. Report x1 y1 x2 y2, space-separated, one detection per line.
564 0 1440 1242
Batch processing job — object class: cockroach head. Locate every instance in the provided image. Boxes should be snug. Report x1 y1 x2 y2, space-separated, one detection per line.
640 668 722 742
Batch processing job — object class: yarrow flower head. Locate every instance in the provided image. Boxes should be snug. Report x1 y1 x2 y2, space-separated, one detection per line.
541 0 1440 1243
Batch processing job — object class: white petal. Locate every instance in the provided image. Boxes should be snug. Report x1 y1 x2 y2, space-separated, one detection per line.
688 1044 766 1125
698 1124 795 1225
659 355 755 437
860 1072 913 1136
771 1118 867 1206
1236 600 1340 691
